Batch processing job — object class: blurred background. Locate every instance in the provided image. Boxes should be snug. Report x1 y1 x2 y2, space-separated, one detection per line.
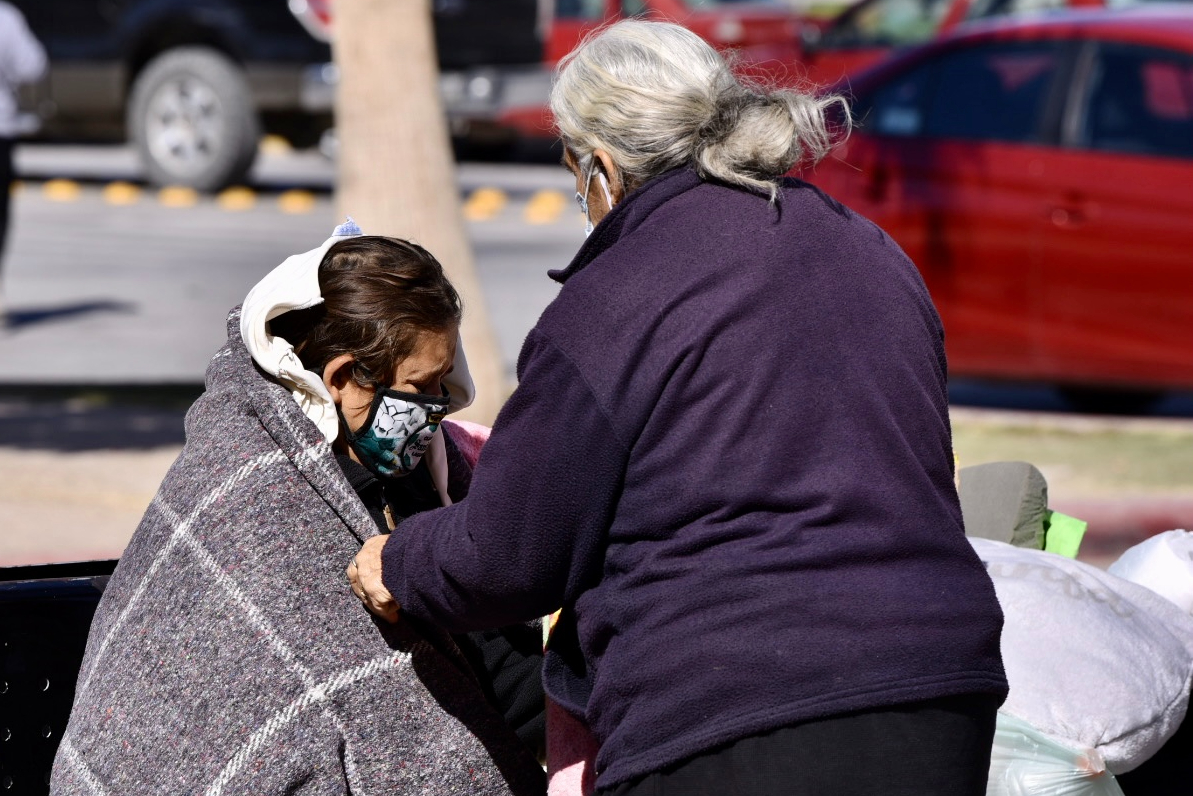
0 0 1190 572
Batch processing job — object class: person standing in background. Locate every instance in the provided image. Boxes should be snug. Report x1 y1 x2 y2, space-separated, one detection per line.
0 0 46 322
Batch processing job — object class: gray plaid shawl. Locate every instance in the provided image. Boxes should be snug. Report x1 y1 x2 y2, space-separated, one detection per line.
50 310 545 796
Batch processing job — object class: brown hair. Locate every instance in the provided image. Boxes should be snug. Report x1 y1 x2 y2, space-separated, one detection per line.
268 236 462 388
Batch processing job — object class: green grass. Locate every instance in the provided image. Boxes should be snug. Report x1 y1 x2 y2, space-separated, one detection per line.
951 411 1193 497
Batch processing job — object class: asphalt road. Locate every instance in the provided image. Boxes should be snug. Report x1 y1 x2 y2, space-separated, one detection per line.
1 143 579 386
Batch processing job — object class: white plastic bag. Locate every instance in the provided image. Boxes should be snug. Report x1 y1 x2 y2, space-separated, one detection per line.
1108 529 1193 616
987 713 1125 796
970 538 1193 773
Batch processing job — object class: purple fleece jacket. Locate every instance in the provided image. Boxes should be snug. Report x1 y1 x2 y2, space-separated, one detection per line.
383 167 1008 789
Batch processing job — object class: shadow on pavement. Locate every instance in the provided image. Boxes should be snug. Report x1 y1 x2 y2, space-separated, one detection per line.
3 300 138 331
0 386 199 450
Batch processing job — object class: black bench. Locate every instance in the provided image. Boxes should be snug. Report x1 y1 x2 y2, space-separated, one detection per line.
0 561 116 795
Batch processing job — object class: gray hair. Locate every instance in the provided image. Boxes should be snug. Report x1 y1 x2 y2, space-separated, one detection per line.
549 20 848 202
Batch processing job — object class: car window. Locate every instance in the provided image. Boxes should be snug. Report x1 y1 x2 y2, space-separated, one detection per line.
927 44 1062 141
686 0 786 6
964 0 1069 22
556 0 607 19
622 0 656 15
856 60 936 135
1075 45 1193 159
855 42 1063 143
822 0 954 49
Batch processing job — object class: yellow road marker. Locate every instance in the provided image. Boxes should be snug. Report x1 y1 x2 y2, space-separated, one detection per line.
524 190 568 225
102 181 142 206
159 186 199 208
278 189 316 214
259 134 292 155
217 186 257 211
43 179 82 202
463 187 508 221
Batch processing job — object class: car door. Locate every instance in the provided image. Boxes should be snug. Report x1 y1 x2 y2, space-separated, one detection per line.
826 39 1069 381
1035 41 1193 390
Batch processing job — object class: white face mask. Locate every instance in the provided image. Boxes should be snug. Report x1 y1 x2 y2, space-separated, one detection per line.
575 165 614 237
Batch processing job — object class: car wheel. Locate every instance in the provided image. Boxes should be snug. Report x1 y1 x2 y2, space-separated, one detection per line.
128 47 260 192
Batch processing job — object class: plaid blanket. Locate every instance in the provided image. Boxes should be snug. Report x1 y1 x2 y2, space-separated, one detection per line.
50 309 545 796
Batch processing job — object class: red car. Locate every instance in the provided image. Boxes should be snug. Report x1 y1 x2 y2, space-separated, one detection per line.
807 7 1193 401
799 0 1175 87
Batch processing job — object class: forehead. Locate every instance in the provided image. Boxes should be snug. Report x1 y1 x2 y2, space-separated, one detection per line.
393 328 456 379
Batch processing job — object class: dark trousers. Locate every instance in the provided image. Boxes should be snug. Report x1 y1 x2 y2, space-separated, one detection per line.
0 137 12 275
1117 698 1191 796
599 693 1000 796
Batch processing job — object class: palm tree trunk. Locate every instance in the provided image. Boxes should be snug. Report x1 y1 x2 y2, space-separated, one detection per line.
332 0 506 424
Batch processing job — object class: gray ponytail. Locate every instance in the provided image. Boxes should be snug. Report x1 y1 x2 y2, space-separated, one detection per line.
549 20 849 202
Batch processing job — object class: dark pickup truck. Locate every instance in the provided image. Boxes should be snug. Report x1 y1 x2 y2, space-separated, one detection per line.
13 0 541 191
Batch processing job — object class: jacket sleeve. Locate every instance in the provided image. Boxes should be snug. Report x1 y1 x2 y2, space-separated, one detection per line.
0 6 47 85
381 328 629 632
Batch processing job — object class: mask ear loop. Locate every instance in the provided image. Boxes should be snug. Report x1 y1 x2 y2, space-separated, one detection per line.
577 163 597 236
577 161 617 237
597 172 614 210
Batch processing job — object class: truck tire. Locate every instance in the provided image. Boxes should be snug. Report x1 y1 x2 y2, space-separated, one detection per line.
128 47 260 192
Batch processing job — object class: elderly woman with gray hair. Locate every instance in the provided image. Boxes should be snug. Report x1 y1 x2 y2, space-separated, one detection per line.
351 19 1008 796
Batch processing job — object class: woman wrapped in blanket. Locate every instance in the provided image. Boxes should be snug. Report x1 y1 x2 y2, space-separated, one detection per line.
51 222 546 796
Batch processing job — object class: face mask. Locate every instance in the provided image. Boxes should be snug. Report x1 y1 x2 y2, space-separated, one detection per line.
575 166 614 237
341 387 450 478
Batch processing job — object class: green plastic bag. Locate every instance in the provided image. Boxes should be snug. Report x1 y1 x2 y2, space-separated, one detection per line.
1043 510 1088 559
987 713 1125 796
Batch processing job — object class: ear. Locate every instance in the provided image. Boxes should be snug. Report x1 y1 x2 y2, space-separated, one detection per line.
592 148 625 205
321 353 357 406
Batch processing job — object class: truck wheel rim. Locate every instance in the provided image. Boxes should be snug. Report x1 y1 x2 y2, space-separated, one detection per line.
145 78 222 178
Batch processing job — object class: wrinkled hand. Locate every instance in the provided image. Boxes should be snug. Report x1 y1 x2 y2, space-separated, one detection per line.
346 535 400 623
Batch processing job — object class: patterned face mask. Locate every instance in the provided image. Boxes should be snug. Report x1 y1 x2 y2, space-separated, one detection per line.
342 387 450 478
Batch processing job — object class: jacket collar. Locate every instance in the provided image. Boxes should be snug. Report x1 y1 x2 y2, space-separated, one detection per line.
549 167 704 285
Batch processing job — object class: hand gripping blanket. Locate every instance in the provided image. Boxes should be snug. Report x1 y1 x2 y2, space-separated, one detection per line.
50 310 546 796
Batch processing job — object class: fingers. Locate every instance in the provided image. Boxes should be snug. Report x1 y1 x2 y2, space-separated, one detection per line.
345 561 366 601
347 536 401 624
359 581 399 623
